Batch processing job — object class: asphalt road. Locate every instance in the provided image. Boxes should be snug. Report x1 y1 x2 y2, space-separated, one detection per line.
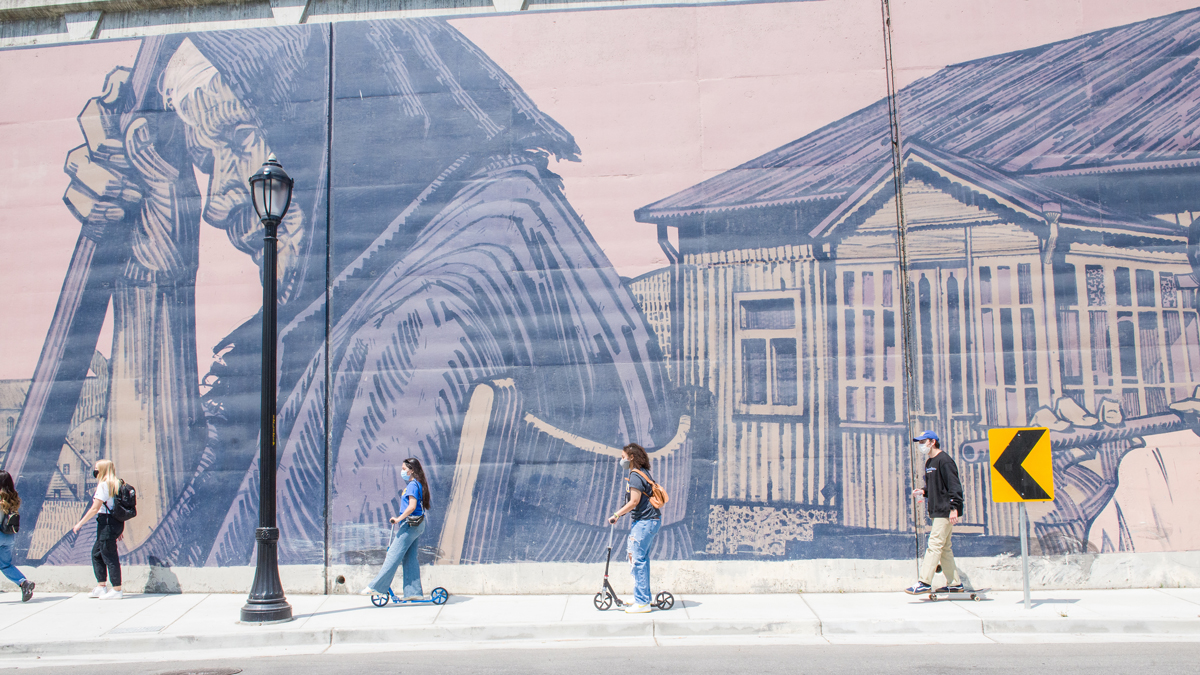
7 643 1199 675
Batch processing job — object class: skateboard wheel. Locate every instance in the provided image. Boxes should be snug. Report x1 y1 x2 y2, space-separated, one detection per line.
431 587 449 605
928 593 938 600
594 592 613 611
370 593 388 607
655 592 674 610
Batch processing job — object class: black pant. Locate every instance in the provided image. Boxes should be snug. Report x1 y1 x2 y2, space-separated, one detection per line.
92 517 122 587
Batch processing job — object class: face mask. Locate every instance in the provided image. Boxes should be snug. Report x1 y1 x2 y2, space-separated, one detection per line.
918 442 932 456
400 469 411 481
619 458 630 470
92 469 99 478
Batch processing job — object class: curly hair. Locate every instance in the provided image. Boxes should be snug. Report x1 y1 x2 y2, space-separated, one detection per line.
0 470 19 515
622 443 650 470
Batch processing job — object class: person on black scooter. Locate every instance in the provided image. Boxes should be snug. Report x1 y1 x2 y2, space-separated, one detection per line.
608 443 660 614
361 458 430 601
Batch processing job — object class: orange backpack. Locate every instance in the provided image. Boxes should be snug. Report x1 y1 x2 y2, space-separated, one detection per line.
630 469 669 509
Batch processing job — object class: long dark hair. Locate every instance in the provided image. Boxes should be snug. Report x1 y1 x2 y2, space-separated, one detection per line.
404 458 431 510
0 470 19 514
623 443 650 471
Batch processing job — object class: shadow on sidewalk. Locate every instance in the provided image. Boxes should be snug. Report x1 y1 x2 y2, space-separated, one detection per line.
1030 598 1081 607
304 594 471 619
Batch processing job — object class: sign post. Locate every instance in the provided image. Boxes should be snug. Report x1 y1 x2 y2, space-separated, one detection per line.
1019 502 1029 609
987 427 1054 610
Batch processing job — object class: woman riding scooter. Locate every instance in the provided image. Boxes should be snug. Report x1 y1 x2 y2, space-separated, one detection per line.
361 458 431 601
607 443 660 614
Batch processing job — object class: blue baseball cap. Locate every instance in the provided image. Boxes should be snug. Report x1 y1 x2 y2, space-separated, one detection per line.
912 430 939 442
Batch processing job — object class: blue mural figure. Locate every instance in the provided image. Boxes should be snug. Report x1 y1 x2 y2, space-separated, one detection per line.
32 19 689 568
36 26 332 564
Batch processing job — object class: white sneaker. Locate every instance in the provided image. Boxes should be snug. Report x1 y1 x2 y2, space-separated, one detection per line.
624 603 652 614
89 586 106 598
358 587 377 596
99 589 123 600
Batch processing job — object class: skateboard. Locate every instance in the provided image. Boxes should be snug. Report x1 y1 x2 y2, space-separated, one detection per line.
924 587 988 601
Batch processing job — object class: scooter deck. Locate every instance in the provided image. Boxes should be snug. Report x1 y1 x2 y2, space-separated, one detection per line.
923 587 989 601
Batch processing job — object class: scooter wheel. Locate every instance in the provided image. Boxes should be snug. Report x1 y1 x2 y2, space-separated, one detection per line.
594 592 613 611
655 592 674 611
370 593 388 607
431 587 449 605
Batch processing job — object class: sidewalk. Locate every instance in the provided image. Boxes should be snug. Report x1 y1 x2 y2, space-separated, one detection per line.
1 587 1198 666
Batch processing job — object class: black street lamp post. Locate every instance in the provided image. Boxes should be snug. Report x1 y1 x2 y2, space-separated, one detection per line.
241 154 294 624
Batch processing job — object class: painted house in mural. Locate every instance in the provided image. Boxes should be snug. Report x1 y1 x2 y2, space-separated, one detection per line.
634 7 1200 555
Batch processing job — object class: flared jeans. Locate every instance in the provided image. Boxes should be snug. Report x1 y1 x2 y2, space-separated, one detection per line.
368 519 426 598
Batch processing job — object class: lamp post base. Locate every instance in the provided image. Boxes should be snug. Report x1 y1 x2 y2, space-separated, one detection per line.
241 527 293 624
240 599 294 624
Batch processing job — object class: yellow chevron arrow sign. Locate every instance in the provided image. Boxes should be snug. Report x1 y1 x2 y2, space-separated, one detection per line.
988 427 1055 502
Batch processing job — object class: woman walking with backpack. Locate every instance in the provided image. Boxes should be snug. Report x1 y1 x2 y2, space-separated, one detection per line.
608 443 661 614
72 459 124 600
0 470 35 602
360 458 431 601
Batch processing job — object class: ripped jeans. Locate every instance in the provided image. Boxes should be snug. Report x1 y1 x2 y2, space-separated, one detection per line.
626 518 661 606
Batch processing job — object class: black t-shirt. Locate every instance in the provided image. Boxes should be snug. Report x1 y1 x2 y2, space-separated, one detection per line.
627 470 661 521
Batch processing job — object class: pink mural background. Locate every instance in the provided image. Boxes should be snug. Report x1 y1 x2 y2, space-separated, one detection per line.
1 0 1198 564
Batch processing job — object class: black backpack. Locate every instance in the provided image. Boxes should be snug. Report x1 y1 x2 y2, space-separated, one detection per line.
110 480 137 522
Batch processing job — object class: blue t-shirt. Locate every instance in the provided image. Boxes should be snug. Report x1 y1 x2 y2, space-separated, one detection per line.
403 480 425 517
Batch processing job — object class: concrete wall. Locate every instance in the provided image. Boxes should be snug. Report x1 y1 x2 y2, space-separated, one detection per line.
2 0 1200 594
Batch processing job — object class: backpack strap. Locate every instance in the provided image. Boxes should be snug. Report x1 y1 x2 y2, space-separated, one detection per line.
629 469 657 490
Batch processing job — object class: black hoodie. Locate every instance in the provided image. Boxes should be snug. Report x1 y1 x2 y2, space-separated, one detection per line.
922 451 965 518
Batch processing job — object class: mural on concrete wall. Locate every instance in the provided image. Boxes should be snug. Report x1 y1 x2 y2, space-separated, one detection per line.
1 2 1199 573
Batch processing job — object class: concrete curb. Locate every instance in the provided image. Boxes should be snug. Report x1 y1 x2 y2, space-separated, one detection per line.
3 615 1200 659
0 628 334 658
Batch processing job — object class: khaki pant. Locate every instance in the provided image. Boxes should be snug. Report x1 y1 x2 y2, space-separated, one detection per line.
919 517 959 586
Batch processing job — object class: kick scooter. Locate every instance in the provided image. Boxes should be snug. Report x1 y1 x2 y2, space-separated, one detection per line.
371 586 449 607
593 522 674 611
367 520 450 607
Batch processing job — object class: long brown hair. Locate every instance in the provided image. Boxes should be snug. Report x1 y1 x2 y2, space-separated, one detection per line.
623 443 650 471
0 470 18 515
403 458 431 510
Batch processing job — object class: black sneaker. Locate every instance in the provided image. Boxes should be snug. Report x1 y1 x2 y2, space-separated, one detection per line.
20 579 34 603
936 583 965 593
904 582 932 595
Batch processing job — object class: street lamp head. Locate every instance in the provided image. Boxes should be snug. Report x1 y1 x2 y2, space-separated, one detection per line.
248 154 294 225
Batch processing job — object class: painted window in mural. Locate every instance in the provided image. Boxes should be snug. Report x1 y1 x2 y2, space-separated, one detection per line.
840 267 900 424
735 292 802 413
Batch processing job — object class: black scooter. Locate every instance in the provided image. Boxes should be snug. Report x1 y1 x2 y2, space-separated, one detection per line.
593 522 674 611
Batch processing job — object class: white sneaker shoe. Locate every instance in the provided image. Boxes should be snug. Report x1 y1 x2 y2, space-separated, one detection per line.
624 603 652 614
99 589 123 600
89 586 106 598
359 587 377 596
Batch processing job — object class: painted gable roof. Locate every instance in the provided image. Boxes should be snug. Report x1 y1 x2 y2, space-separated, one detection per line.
812 143 1179 241
637 7 1200 231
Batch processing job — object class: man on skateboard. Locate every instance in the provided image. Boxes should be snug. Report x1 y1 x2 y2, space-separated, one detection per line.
906 430 965 595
